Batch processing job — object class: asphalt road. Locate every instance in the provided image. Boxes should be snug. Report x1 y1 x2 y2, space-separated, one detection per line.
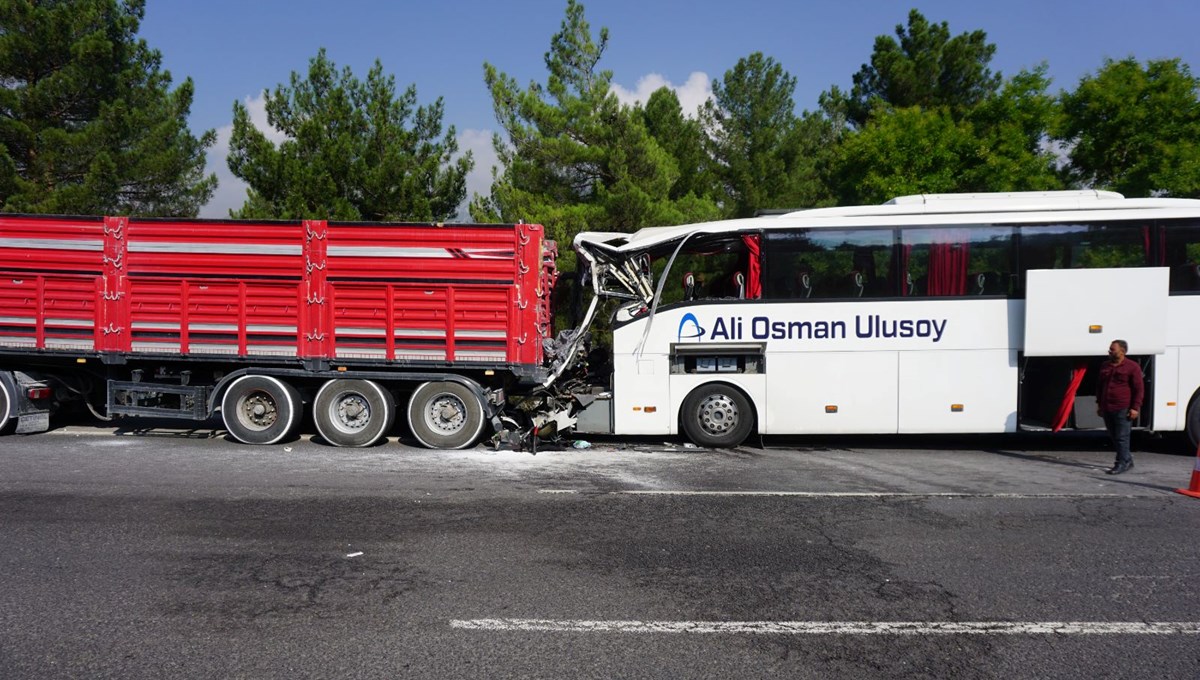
1 424 1198 679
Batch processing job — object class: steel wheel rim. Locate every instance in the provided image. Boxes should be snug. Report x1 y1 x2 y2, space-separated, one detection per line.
237 390 278 432
424 392 467 435
328 391 372 434
697 393 738 435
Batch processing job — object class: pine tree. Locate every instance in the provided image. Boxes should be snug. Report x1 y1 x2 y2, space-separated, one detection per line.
472 0 714 267
0 0 215 216
227 49 470 221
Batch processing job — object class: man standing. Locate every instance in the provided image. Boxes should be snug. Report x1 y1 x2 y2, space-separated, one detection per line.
1097 339 1144 475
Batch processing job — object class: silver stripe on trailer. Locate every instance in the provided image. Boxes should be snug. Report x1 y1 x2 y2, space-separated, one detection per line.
329 246 453 258
186 345 238 354
391 350 447 359
127 242 303 256
132 342 181 352
455 352 507 361
43 340 94 350
0 238 104 251
335 349 389 358
328 246 515 260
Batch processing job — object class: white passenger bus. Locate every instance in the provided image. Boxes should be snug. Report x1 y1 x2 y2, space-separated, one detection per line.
563 190 1200 449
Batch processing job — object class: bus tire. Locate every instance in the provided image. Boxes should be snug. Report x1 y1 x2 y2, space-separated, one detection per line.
314 379 394 448
0 373 12 435
680 382 754 448
407 381 485 450
1187 394 1200 452
221 375 301 445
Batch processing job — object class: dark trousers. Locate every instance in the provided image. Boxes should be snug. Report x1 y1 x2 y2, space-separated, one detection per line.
1102 410 1134 466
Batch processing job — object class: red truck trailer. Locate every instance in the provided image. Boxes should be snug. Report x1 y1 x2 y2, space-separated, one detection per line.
0 214 557 448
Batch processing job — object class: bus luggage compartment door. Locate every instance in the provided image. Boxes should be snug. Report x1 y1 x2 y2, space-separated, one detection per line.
1023 267 1168 356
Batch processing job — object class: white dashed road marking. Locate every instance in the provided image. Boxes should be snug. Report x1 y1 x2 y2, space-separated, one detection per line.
450 619 1200 635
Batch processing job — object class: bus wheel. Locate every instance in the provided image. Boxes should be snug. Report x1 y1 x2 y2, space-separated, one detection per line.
0 373 12 435
407 381 485 450
681 383 754 448
314 379 394 447
221 375 301 445
1187 396 1200 452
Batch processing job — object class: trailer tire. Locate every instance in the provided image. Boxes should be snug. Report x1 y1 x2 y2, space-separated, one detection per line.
314 379 394 447
221 375 301 445
407 381 485 450
680 382 755 448
0 374 12 435
1187 395 1200 452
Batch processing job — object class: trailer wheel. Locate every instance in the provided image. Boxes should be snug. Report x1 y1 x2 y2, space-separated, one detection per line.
221 375 301 445
407 381 485 449
0 374 12 435
314 379 394 447
680 383 755 448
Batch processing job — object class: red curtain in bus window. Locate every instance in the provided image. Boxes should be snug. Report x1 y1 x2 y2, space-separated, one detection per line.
1052 360 1090 432
1141 225 1164 264
742 233 762 299
928 231 970 296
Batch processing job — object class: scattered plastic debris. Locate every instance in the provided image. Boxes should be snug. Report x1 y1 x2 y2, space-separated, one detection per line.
346 551 363 558
283 446 293 452
572 440 592 449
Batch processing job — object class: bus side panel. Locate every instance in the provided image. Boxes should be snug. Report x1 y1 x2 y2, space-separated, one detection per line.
1154 348 1180 432
611 351 673 435
1169 296 1200 431
898 350 1017 433
765 351 898 434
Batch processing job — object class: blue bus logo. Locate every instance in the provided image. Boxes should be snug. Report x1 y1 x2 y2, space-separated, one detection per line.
677 312 706 342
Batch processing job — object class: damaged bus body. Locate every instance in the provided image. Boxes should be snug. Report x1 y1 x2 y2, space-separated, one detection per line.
560 190 1200 449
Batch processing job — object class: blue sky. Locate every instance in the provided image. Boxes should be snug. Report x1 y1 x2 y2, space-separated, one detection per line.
137 0 1200 218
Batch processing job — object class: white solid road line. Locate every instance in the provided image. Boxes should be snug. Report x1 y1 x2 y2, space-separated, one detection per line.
450 619 1200 635
538 490 1143 498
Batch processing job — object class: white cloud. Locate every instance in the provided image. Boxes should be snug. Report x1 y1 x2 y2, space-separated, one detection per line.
610 71 712 118
455 128 499 222
198 95 284 219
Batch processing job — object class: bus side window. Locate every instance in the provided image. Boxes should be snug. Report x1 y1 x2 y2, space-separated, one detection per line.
1163 220 1200 293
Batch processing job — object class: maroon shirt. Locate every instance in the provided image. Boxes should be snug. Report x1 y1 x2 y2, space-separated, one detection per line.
1097 359 1144 413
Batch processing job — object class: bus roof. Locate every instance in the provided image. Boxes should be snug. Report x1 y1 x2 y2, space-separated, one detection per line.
575 190 1200 254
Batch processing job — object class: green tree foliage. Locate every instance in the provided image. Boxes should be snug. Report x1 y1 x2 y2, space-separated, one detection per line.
228 49 469 221
820 10 1061 204
0 0 215 216
827 9 1001 128
1058 57 1200 197
701 52 830 217
829 68 1063 204
640 87 713 203
472 0 713 266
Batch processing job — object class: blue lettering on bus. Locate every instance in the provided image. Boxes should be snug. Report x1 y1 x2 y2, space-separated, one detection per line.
686 314 946 343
